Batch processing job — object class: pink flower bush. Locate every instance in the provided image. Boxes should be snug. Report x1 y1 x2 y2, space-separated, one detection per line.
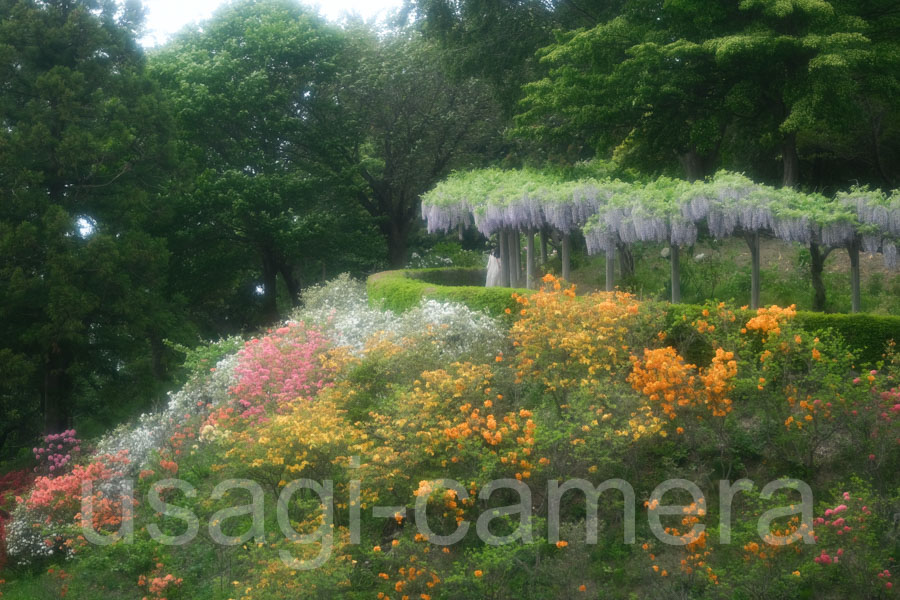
33 430 81 476
811 489 896 594
229 322 333 421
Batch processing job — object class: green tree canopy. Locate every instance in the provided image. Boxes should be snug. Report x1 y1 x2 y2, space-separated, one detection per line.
336 27 504 266
514 0 900 188
0 0 184 439
150 0 385 326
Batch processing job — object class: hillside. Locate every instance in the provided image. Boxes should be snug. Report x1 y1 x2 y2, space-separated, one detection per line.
0 274 898 599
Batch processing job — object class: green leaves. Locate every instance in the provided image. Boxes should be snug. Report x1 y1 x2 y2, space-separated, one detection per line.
0 0 185 440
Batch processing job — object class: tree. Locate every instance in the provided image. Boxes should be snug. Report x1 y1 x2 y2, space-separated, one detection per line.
150 0 385 325
705 0 874 188
0 0 183 438
338 28 504 266
402 0 557 116
513 2 736 180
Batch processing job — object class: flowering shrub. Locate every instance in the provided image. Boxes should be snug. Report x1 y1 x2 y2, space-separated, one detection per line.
5 275 900 599
0 469 33 571
622 346 736 439
33 430 81 476
294 274 503 361
642 498 719 587
366 361 542 502
223 395 364 490
229 322 333 422
138 563 184 600
511 274 648 404
807 486 898 597
5 451 133 564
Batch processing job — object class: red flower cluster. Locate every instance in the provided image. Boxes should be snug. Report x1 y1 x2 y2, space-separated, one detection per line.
0 469 34 569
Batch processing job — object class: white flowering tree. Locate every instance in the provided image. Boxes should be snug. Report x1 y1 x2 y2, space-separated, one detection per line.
423 168 899 311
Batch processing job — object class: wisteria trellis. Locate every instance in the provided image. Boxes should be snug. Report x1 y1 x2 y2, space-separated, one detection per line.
421 169 900 311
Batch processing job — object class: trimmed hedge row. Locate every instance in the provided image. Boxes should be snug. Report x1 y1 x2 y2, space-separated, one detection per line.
367 268 532 316
664 304 900 367
367 269 900 367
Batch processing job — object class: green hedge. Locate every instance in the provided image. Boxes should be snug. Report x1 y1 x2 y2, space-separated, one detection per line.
792 311 900 366
368 269 900 367
665 304 900 367
366 268 532 316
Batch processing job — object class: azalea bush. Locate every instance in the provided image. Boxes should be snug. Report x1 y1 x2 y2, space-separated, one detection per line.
228 322 333 422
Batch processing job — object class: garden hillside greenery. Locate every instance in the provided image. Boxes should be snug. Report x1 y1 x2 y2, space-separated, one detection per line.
0 275 898 599
1 0 899 462
366 268 900 367
1 0 900 596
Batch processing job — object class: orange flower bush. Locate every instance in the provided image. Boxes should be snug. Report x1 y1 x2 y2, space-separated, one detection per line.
362 361 543 513
624 346 736 438
6 274 900 599
743 305 797 337
643 498 719 588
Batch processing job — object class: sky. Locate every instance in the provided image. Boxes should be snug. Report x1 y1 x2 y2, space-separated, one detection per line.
139 0 404 46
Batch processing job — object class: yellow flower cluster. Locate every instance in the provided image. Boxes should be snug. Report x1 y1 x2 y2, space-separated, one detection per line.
511 275 641 398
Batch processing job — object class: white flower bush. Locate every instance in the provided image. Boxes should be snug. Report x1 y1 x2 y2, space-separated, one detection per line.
293 274 504 361
93 352 239 477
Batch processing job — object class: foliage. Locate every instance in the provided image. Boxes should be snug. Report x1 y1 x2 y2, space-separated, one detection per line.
336 26 504 266
513 0 900 189
0 0 188 453
367 269 530 316
150 0 385 325
406 242 486 269
3 275 900 599
666 304 900 368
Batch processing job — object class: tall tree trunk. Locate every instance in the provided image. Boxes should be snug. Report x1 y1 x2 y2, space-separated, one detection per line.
280 264 301 307
670 244 681 303
677 150 709 182
149 334 167 382
526 230 535 289
261 251 279 323
809 242 831 312
561 233 571 282
386 220 410 268
746 232 761 310
848 239 861 313
869 111 895 188
605 247 615 292
782 132 800 188
43 348 72 434
499 229 510 287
